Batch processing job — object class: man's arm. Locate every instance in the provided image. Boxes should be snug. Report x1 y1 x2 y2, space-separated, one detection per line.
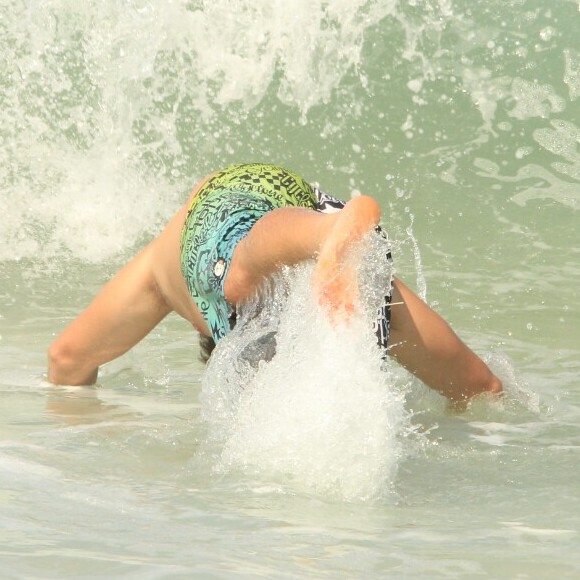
225 195 381 305
46 177 209 387
388 279 502 404
225 194 501 404
47 244 172 385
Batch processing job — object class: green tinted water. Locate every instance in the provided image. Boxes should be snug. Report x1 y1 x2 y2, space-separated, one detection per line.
1 0 579 577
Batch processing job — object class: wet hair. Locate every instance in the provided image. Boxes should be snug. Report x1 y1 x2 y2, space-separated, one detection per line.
198 334 216 363
198 310 237 363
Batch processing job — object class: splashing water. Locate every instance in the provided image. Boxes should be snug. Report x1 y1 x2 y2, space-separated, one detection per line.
201 234 411 502
2 0 580 574
0 0 398 263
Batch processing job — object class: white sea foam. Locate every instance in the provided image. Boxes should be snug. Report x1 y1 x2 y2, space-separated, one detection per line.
508 78 566 121
3 0 508 265
564 48 580 101
201 235 410 502
0 0 397 263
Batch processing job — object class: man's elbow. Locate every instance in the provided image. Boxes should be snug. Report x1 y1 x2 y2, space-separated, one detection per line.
47 338 98 386
466 372 503 402
487 374 503 396
348 195 382 225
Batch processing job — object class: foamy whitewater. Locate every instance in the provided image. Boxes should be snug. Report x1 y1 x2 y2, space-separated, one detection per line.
1 0 580 577
202 237 409 502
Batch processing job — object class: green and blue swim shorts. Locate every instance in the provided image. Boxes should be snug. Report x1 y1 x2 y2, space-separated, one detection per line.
180 163 392 350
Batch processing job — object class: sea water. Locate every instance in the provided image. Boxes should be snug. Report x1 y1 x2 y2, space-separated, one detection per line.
1 0 580 577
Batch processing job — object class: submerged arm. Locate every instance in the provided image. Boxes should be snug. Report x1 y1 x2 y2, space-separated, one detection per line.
388 278 502 404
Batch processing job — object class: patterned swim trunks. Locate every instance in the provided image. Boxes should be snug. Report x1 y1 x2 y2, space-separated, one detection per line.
180 163 392 350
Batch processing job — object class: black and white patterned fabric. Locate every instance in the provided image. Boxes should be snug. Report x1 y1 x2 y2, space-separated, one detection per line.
314 187 393 353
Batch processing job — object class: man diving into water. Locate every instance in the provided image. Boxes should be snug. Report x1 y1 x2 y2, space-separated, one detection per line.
47 163 502 404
